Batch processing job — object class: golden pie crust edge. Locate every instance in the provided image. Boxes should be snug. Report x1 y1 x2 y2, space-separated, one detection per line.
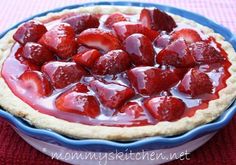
0 6 236 140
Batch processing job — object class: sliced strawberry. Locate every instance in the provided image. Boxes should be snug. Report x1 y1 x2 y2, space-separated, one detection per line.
178 68 213 96
92 50 131 75
55 83 100 118
119 102 145 119
171 29 202 44
42 61 87 89
144 96 185 121
139 8 177 32
153 33 171 48
39 23 77 59
90 80 135 109
19 71 52 96
22 42 54 65
62 13 99 33
124 33 155 66
73 49 101 68
156 39 196 67
15 47 41 71
113 21 159 41
77 28 122 52
104 13 127 28
190 41 225 64
127 67 180 95
13 20 47 45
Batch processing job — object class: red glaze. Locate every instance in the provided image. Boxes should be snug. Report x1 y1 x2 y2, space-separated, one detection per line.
1 10 231 127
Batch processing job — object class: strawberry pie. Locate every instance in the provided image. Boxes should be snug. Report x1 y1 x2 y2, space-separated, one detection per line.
0 6 236 140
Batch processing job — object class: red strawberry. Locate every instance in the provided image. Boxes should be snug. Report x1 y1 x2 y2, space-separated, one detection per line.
92 50 131 75
39 23 77 59
190 41 225 64
139 8 177 32
22 42 54 65
42 61 87 89
62 13 99 33
90 80 135 109
113 21 159 41
178 68 213 96
144 96 185 121
13 20 47 45
73 49 101 68
119 102 145 119
171 29 202 44
104 13 127 28
124 33 155 66
127 67 180 95
77 28 122 52
153 33 171 48
156 39 196 67
55 83 100 118
19 71 52 96
15 47 41 71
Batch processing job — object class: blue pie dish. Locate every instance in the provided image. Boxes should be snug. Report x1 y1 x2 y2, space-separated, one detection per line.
0 1 236 164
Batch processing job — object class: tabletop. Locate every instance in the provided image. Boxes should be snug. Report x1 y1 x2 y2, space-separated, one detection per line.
0 0 236 164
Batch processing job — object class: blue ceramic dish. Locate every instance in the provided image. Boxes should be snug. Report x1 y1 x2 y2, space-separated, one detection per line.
0 1 236 164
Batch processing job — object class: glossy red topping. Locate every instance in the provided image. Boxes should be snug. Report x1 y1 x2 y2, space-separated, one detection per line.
13 20 47 45
2 8 231 127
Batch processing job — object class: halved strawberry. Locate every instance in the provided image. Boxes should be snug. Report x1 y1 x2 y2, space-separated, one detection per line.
62 13 99 33
190 41 225 64
144 96 185 121
178 68 213 97
77 28 122 52
124 33 155 66
112 21 159 41
22 42 54 65
127 67 180 95
153 33 171 48
55 83 100 118
73 49 101 68
92 50 131 75
104 13 127 28
90 80 135 109
39 23 77 59
19 71 52 96
139 8 177 32
13 20 47 45
156 39 196 67
171 29 202 44
14 48 40 71
42 61 87 89
119 102 145 119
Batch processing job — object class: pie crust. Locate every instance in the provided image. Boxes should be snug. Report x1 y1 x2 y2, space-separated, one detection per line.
0 6 236 140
